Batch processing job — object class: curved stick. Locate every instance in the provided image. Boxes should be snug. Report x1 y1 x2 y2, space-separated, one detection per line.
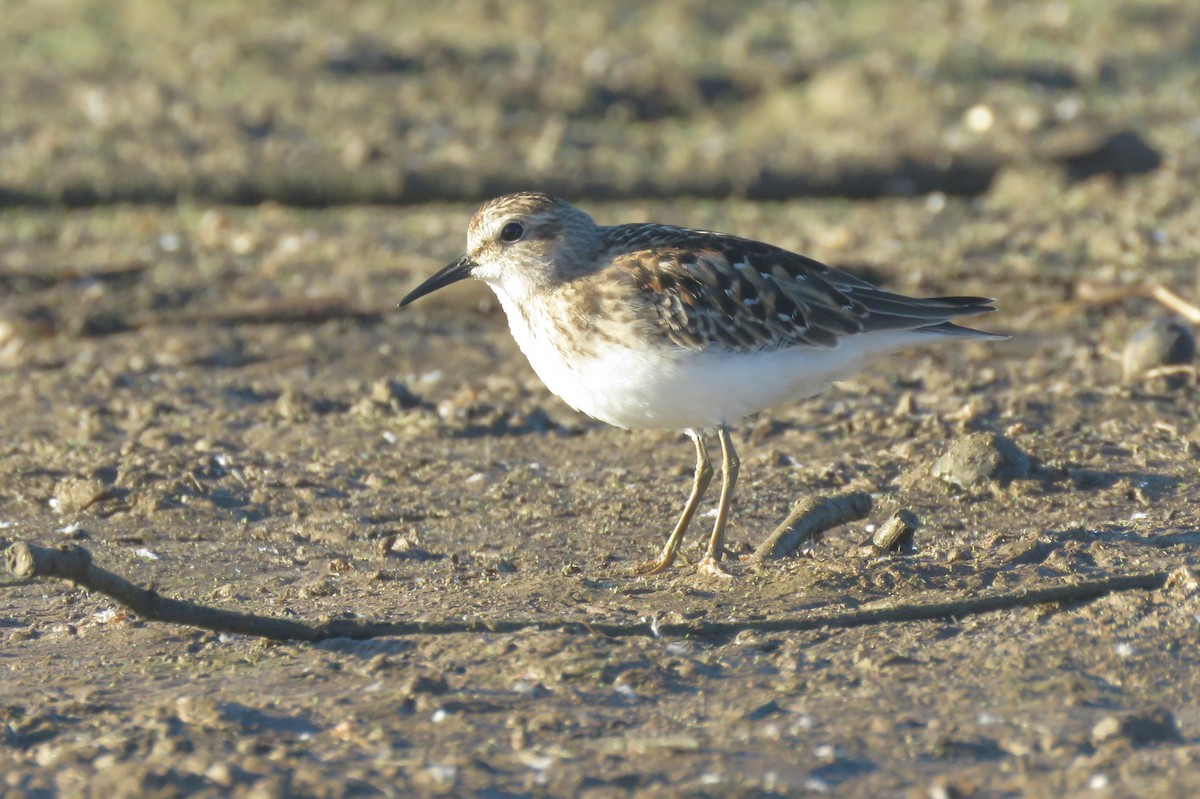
753 491 874 561
3 540 1175 643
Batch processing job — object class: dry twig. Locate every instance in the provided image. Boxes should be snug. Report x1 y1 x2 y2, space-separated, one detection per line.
1137 364 1198 385
1151 285 1200 325
753 491 874 561
3 540 1175 643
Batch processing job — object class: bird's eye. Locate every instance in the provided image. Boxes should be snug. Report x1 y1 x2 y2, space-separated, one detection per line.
499 221 525 243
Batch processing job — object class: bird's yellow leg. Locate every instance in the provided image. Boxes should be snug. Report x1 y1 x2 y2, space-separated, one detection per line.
638 430 712 574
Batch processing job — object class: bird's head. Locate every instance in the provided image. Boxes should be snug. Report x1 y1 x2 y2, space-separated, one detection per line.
399 192 602 307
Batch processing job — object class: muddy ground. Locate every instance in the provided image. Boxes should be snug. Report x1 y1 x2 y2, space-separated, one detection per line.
3 1 1200 797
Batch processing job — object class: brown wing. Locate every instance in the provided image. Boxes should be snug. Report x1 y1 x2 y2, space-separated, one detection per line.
610 225 997 353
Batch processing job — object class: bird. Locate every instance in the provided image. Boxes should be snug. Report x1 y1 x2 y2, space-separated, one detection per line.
399 192 1004 575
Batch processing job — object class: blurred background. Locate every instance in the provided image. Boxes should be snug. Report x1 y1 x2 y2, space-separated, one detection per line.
1 0 1189 207
3 0 1196 372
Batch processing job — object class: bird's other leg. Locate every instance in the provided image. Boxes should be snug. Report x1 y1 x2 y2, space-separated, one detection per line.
698 426 739 575
638 429 713 575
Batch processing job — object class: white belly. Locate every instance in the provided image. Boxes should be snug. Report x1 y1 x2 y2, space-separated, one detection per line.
499 292 925 430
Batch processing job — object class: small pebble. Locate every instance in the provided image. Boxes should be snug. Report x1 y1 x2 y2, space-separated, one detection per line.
51 478 109 515
370 378 422 409
1039 127 1162 181
872 509 920 553
1121 317 1195 385
963 103 994 132
403 673 449 696
1091 708 1181 746
931 432 1030 489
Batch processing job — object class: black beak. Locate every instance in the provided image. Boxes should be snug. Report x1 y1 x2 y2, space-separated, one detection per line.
398 255 475 307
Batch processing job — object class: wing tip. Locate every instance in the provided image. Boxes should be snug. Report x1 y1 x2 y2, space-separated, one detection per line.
931 296 1000 314
919 321 1009 340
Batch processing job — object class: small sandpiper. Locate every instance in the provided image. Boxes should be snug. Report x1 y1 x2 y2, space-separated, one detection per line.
400 192 1003 575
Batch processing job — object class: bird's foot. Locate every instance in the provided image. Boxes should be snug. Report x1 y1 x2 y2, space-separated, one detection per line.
635 558 671 576
636 550 687 575
696 555 734 579
636 544 693 576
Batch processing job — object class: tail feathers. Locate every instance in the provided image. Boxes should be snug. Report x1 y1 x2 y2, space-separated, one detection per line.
856 294 996 323
929 296 1000 316
854 291 1004 339
921 296 1005 340
916 320 1008 340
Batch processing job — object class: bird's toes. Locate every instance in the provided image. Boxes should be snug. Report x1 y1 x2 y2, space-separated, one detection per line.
696 556 736 579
